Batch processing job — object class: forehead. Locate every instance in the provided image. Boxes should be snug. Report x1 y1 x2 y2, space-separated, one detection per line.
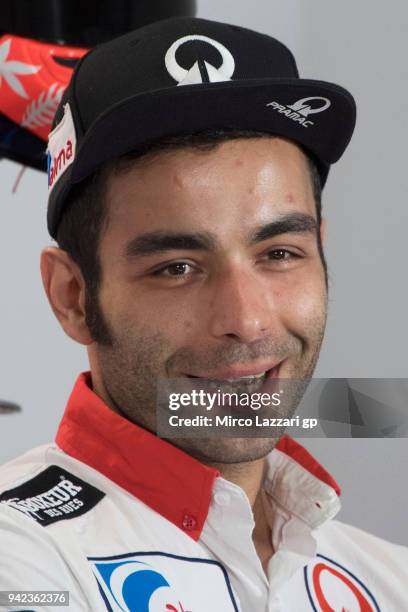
102 137 316 247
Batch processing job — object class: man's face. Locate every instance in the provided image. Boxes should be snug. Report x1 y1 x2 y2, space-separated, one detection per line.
91 137 327 463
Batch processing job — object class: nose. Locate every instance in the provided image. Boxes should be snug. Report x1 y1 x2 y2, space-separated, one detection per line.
207 266 277 343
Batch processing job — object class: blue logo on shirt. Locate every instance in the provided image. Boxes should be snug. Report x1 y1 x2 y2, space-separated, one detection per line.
90 551 239 611
95 559 169 612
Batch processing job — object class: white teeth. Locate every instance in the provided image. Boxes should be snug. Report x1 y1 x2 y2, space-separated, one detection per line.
226 372 266 382
194 373 269 395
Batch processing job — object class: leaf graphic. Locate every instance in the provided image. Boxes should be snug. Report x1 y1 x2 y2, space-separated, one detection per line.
22 83 65 130
4 71 29 98
0 39 11 63
5 61 40 75
0 38 41 99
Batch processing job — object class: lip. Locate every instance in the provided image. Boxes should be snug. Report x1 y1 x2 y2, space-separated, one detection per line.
184 360 284 381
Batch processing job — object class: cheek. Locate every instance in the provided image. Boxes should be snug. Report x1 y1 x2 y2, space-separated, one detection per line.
273 272 327 330
100 279 202 340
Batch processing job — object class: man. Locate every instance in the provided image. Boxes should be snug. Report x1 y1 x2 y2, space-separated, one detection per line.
0 16 406 612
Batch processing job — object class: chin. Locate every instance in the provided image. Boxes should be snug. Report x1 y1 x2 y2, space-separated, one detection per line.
173 437 278 465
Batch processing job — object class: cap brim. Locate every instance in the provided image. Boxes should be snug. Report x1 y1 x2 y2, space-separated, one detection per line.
49 78 356 237
75 77 355 173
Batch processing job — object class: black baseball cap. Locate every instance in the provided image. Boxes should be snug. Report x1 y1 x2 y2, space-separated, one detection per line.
46 16 356 239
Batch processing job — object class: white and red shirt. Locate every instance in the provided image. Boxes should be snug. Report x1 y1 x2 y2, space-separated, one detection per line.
0 372 406 611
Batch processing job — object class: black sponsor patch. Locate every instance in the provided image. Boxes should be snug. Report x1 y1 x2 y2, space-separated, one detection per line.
0 465 105 526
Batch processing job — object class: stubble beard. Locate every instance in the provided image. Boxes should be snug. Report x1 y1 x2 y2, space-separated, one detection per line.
90 294 327 466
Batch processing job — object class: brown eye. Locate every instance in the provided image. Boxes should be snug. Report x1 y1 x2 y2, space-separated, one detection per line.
166 263 190 276
152 262 194 277
268 249 291 260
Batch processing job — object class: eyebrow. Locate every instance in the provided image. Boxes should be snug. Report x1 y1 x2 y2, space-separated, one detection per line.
125 231 216 257
124 212 318 258
248 213 318 245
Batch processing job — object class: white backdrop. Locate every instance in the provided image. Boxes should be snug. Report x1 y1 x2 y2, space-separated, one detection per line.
0 0 407 544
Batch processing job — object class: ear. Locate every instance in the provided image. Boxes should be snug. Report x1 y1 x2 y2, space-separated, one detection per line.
319 218 326 245
40 247 93 345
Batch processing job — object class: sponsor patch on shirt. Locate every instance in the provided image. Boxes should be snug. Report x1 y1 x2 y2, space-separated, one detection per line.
89 551 239 612
0 465 105 526
272 554 380 611
304 555 380 611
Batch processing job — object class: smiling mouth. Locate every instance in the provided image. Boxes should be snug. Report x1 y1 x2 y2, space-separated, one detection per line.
185 363 282 393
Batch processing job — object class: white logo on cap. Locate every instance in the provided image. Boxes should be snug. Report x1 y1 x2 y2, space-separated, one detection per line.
286 96 331 116
266 96 331 128
165 34 235 86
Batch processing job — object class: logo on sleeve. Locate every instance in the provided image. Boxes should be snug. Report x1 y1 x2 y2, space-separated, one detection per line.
0 465 105 526
89 552 239 612
47 102 76 191
304 555 380 612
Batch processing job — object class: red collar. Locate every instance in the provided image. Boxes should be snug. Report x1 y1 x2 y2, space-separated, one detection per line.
56 372 340 541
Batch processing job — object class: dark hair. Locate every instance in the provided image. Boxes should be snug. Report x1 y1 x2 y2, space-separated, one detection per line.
56 130 325 341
